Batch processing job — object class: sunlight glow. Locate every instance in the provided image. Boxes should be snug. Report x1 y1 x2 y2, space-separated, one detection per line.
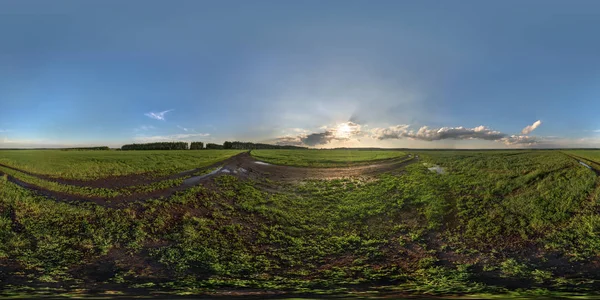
334 123 353 139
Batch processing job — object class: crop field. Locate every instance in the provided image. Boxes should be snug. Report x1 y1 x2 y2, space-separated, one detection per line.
1 149 600 298
0 150 244 180
251 149 407 167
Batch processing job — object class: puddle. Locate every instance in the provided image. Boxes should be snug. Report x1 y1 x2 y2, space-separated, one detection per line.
423 163 445 174
182 167 222 186
238 167 247 173
221 169 231 173
255 161 271 166
579 161 592 169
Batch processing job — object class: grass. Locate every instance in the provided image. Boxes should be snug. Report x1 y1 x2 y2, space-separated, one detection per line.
250 149 406 167
2 150 600 297
0 150 244 180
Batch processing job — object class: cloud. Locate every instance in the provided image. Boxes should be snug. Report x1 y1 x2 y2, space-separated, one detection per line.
372 125 506 141
301 131 336 146
0 129 12 133
144 109 174 121
133 133 209 143
273 122 364 147
502 135 538 145
274 121 544 148
133 125 155 132
371 123 543 146
177 125 189 132
272 136 305 146
521 120 542 135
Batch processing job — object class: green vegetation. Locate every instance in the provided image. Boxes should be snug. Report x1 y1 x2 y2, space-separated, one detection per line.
60 146 110 151
121 142 190 150
0 149 243 180
251 149 407 167
1 150 600 298
190 141 204 150
223 141 307 150
206 143 224 149
0 163 186 199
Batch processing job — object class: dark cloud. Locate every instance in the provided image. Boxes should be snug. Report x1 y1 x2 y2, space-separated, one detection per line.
301 131 335 146
272 136 305 146
272 122 364 147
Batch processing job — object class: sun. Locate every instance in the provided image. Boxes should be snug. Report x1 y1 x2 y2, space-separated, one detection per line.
334 123 353 139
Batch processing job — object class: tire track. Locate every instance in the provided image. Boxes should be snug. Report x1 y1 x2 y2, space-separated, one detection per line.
0 152 416 207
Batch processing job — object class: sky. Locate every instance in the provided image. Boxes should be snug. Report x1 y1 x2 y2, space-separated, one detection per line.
2 0 600 148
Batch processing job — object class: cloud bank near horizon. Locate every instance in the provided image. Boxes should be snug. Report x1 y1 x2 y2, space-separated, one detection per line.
272 120 542 147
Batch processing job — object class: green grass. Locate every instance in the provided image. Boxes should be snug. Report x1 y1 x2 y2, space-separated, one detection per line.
2 150 600 297
564 150 600 163
250 149 406 167
0 150 244 180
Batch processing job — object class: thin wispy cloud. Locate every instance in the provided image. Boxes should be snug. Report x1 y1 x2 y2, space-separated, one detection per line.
177 125 189 132
145 109 174 121
133 133 209 143
521 120 542 135
0 129 12 133
133 125 155 132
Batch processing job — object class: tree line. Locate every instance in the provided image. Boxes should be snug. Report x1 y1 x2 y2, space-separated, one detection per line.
60 146 110 151
223 141 306 150
121 142 189 150
120 141 307 150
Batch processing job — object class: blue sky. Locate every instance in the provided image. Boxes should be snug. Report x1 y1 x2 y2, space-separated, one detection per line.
2 0 600 148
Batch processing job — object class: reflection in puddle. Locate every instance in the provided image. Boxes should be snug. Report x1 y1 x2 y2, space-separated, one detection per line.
255 161 271 166
579 161 592 169
183 167 222 186
423 163 445 174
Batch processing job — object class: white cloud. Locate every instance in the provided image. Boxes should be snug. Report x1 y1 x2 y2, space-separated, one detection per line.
521 120 542 135
372 125 506 141
177 125 189 132
133 125 155 132
144 109 174 121
501 135 538 145
133 133 209 143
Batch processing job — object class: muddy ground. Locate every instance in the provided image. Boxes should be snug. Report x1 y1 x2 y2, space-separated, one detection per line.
0 152 416 207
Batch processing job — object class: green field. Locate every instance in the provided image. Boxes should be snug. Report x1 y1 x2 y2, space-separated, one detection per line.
1 149 600 298
564 150 600 162
0 150 244 180
251 149 406 167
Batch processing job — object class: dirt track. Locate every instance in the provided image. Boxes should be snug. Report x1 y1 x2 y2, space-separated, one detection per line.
0 152 416 206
